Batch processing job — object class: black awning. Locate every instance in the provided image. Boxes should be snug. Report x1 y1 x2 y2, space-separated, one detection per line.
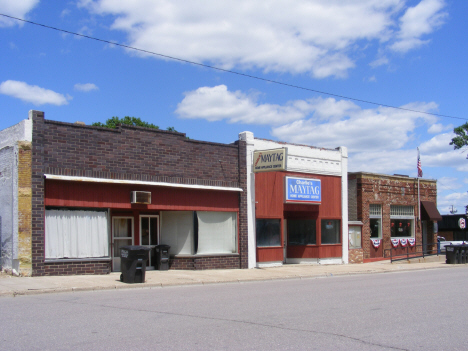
421 201 442 221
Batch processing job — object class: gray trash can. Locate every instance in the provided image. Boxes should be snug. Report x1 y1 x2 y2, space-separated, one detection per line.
120 245 151 283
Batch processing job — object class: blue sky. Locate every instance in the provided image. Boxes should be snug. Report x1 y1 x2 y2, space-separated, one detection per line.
1 0 467 214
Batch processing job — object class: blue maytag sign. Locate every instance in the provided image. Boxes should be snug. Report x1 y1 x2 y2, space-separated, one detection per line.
285 177 321 203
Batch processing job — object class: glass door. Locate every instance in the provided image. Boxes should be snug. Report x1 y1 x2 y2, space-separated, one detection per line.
112 217 134 272
140 215 159 269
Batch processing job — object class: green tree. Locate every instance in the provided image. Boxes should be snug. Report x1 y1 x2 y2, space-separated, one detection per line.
92 116 159 129
450 122 468 149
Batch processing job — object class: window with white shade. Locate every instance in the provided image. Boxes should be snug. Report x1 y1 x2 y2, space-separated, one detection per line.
160 211 194 255
160 211 238 256
45 210 109 259
197 212 237 254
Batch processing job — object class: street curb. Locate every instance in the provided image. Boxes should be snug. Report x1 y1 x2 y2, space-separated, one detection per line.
0 263 463 298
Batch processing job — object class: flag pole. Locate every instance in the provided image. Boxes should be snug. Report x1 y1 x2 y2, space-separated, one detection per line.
417 148 421 226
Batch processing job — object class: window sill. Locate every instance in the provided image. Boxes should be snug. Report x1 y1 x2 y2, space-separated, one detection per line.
172 253 239 258
45 257 111 263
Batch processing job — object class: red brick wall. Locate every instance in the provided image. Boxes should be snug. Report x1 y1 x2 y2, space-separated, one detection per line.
169 256 240 270
349 173 438 260
43 261 111 275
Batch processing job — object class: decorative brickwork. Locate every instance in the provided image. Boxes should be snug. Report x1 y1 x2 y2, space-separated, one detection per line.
30 111 248 276
348 249 363 263
349 172 438 260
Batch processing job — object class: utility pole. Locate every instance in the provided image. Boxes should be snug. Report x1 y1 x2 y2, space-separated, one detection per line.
449 205 458 214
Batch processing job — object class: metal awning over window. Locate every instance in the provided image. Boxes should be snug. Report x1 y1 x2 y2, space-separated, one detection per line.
420 201 442 221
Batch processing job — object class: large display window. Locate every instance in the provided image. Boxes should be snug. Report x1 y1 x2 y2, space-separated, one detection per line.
45 209 109 259
321 219 341 244
390 205 414 238
160 211 238 255
288 219 316 245
256 219 281 247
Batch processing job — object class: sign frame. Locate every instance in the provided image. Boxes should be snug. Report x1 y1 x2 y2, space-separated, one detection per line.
284 176 321 204
253 148 287 173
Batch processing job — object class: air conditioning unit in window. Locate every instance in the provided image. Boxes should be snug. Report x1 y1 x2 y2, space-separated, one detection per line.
130 191 151 204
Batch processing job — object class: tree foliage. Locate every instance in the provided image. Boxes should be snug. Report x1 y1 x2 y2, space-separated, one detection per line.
450 122 468 149
92 116 159 130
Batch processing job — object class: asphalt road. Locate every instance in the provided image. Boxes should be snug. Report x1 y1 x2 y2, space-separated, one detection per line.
1 267 467 351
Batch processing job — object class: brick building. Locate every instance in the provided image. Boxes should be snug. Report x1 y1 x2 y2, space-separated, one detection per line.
0 110 247 276
348 172 441 263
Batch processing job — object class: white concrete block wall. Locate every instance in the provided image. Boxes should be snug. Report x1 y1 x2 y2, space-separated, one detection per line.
0 113 32 272
0 146 14 271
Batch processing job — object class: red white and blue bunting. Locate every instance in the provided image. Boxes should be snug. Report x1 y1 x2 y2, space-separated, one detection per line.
371 239 381 248
400 238 408 247
407 238 416 247
391 238 399 248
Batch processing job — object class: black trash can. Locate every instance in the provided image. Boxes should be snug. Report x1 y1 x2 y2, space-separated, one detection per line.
446 245 458 264
120 245 151 283
155 244 171 271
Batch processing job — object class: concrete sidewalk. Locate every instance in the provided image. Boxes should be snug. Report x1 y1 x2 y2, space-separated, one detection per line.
0 255 459 298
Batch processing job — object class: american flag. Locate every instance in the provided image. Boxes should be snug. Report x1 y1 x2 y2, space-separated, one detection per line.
417 148 423 177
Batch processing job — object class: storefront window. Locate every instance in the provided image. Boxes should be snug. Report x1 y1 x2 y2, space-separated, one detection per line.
160 211 238 255
45 209 109 259
391 219 413 237
349 226 362 249
256 219 281 247
321 219 340 244
369 204 382 238
288 219 316 245
370 219 381 238
390 205 414 238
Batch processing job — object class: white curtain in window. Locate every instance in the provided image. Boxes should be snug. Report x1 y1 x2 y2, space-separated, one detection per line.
160 211 193 255
45 210 109 259
197 212 237 254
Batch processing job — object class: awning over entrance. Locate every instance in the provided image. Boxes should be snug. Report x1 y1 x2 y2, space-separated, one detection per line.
420 201 442 221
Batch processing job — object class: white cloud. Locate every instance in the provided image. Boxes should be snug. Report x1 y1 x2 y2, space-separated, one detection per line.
175 84 468 175
0 80 70 106
391 0 447 53
271 102 438 152
427 123 447 133
176 85 307 125
419 132 453 154
370 56 390 68
438 177 462 190
0 0 39 27
437 191 468 215
74 83 99 92
177 85 440 153
80 0 447 78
